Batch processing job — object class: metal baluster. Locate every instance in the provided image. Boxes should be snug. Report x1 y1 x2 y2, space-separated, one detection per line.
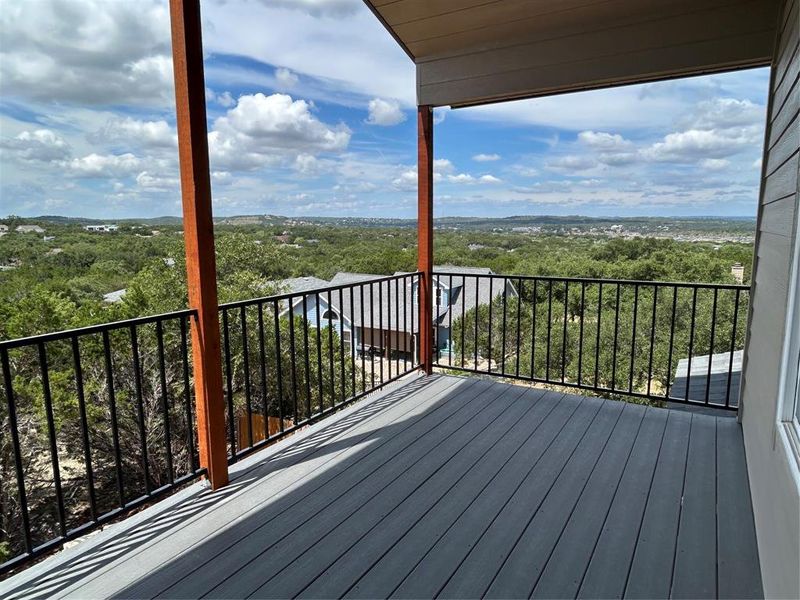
257 303 269 439
387 281 393 380
611 284 620 391
515 278 522 377
221 310 236 456
705 288 718 405
726 289 741 408
316 292 324 413
339 287 346 404
647 286 658 398
302 295 311 421
288 295 299 422
629 284 639 394
370 282 376 388
100 333 124 507
561 281 568 383
403 276 409 373
351 285 357 396
594 283 602 388
665 286 678 400
155 321 174 484
448 275 453 368
531 279 538 379
545 280 552 381
488 277 494 373
328 289 335 403
72 336 97 518
435 274 440 365
396 277 402 375
501 277 508 375
1 348 32 553
461 274 466 369
578 282 585 386
240 307 253 448
359 285 366 392
273 300 285 432
474 276 479 369
130 326 150 492
180 316 198 472
686 287 698 403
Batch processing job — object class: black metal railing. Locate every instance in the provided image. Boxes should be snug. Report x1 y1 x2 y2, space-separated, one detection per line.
0 310 203 575
433 273 749 410
218 272 422 460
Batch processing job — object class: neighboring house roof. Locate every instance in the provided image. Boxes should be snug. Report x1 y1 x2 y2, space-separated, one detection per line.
103 289 127 304
329 272 383 286
278 266 514 335
671 350 742 407
277 276 330 294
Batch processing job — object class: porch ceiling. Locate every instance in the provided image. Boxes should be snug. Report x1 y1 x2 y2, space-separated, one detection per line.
364 0 780 107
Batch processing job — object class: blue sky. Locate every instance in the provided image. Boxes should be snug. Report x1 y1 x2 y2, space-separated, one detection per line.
0 0 769 219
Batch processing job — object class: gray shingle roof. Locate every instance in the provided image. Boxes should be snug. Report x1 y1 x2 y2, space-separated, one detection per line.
279 267 515 334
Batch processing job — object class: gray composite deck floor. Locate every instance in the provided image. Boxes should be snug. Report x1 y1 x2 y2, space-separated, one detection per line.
0 374 762 600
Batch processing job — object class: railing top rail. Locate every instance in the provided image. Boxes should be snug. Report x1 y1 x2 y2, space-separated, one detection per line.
433 271 750 291
0 308 197 350
218 271 424 311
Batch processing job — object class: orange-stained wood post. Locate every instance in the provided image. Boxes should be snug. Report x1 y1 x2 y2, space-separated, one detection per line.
169 0 229 489
417 105 434 375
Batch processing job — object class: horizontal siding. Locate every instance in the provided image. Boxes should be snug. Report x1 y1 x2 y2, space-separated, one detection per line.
765 113 798 175
759 194 797 236
762 152 799 204
741 0 800 596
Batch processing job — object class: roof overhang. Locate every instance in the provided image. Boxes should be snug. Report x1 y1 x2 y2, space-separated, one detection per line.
365 0 780 107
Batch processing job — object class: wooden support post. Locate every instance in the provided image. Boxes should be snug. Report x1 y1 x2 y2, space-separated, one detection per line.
418 105 434 375
169 0 229 489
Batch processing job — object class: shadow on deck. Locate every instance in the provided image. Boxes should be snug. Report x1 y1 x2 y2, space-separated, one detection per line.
0 374 761 599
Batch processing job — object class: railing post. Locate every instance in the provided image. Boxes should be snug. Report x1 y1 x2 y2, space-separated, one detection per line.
418 105 434 375
169 0 229 489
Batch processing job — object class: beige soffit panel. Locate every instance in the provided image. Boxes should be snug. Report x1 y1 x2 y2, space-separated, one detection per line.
364 0 779 107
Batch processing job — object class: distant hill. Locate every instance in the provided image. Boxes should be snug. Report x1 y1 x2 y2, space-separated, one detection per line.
21 213 756 232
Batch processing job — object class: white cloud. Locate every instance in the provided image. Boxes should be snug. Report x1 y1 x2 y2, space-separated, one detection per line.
643 128 757 162
433 158 455 174
90 118 176 148
0 0 174 106
577 131 632 151
293 153 323 175
136 171 179 190
61 153 142 178
545 155 597 173
685 98 763 129
473 153 501 162
209 93 351 171
701 158 730 170
365 98 406 126
479 174 502 183
202 0 415 105
275 67 299 90
0 129 71 162
262 0 362 18
392 169 416 190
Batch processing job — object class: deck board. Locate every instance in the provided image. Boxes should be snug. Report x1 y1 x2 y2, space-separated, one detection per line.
672 415 718 599
0 375 762 600
576 407 669 599
530 403 647 599
345 391 579 599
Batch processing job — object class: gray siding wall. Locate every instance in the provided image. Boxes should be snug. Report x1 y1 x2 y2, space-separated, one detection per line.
741 0 800 596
